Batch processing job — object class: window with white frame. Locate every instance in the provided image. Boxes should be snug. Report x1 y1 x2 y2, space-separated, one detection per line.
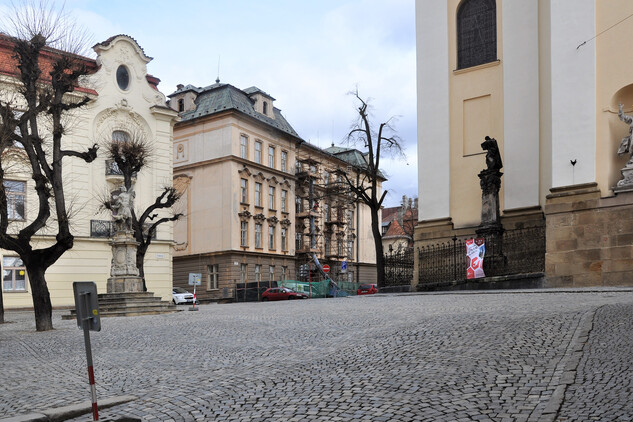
281 151 287 172
255 223 262 248
281 227 287 251
255 264 261 282
268 146 275 168
324 204 330 222
2 256 26 292
4 180 26 220
240 135 248 159
255 141 262 164
268 186 275 210
295 196 302 213
240 221 248 247
240 263 247 283
281 266 287 281
269 265 275 281
281 190 287 212
207 264 219 290
296 232 303 250
255 183 262 207
268 225 275 249
348 210 354 228
240 179 248 203
323 170 329 186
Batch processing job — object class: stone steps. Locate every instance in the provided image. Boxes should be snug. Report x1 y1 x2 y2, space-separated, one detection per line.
62 291 179 320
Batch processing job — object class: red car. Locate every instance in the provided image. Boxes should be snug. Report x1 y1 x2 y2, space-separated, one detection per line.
357 284 378 295
262 287 308 301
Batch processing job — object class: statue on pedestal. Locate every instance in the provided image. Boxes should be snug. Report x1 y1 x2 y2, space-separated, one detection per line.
107 184 142 293
478 136 503 230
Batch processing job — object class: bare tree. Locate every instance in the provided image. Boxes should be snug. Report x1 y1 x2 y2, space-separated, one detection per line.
342 90 403 289
101 131 182 289
0 4 97 331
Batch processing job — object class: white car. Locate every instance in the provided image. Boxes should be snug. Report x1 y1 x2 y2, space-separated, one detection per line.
172 287 198 305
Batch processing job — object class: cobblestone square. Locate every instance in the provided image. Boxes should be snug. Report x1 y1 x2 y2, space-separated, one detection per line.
1 289 633 421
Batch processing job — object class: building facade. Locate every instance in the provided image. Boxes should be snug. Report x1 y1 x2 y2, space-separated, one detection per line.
1 35 178 308
415 0 633 287
169 82 380 300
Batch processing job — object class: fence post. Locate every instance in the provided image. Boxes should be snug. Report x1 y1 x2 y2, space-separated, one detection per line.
452 235 457 281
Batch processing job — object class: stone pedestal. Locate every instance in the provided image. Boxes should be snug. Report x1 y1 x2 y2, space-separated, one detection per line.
478 169 503 226
107 231 143 293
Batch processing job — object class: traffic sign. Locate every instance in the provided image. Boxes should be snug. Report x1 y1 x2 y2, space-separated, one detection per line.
322 264 330 273
188 273 202 286
341 261 348 273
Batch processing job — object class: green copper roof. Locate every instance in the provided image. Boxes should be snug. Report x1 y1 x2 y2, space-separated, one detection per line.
172 83 301 140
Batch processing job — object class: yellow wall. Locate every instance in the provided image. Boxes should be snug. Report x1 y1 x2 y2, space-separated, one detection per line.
448 0 504 227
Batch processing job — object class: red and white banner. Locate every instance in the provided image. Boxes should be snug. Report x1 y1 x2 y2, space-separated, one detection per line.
466 238 485 279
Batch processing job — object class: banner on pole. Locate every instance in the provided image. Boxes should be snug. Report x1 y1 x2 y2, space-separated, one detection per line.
466 238 485 279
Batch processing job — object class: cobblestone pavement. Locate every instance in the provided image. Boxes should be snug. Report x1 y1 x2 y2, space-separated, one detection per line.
1 289 633 421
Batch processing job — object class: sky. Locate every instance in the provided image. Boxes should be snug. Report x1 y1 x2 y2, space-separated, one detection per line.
0 0 418 208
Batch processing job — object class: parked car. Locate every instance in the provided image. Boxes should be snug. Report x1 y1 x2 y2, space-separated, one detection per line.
262 287 308 301
357 284 378 295
172 287 198 305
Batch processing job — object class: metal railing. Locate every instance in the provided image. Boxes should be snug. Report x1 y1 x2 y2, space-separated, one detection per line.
384 248 414 287
418 226 545 286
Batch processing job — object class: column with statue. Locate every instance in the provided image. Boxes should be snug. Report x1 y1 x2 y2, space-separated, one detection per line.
106 185 143 293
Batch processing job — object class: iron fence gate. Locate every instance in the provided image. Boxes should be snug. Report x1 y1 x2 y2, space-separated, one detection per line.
384 248 414 288
418 226 545 286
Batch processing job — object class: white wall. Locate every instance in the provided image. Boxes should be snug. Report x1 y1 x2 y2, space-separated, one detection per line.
416 0 450 221
502 0 540 209
549 0 596 187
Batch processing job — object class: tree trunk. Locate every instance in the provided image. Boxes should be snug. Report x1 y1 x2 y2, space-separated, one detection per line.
136 245 147 292
370 205 385 289
27 265 53 331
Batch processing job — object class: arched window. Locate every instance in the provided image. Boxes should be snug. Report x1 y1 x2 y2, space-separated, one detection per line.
112 130 129 143
457 0 496 69
178 98 184 112
263 101 268 115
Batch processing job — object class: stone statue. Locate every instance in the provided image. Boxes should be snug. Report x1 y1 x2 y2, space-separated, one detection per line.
617 103 633 165
482 136 503 172
112 186 134 232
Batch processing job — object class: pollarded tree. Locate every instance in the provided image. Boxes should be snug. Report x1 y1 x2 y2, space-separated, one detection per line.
342 90 404 289
101 130 182 290
0 5 97 331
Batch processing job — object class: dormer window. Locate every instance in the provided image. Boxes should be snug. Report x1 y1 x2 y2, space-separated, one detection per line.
263 101 268 115
178 98 184 112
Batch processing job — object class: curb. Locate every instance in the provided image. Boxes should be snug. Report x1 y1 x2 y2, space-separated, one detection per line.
0 395 137 422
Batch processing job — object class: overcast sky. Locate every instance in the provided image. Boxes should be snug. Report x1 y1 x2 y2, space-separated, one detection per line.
1 0 417 208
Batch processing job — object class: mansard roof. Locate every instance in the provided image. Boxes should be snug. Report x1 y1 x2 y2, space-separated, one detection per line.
171 82 301 140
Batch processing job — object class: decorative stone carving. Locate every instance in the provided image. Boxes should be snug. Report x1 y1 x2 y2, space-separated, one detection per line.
280 218 292 227
614 104 633 193
267 216 279 226
112 186 134 232
238 210 252 221
253 213 266 222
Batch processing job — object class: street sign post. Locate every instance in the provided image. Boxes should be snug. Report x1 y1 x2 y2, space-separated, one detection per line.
73 282 101 421
188 273 202 311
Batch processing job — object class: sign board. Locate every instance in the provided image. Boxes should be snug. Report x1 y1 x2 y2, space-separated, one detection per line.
73 282 101 332
322 264 330 273
188 273 202 286
341 261 348 274
466 238 485 279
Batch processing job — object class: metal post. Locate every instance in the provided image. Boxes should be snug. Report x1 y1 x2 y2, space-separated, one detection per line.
452 235 457 281
80 293 98 421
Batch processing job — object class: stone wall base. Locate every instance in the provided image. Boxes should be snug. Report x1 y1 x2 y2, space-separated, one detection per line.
545 182 633 287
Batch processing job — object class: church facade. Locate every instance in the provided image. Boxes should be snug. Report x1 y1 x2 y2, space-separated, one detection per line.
415 0 633 287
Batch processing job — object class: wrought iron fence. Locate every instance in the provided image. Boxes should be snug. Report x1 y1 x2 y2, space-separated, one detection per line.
418 226 545 286
384 248 414 287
